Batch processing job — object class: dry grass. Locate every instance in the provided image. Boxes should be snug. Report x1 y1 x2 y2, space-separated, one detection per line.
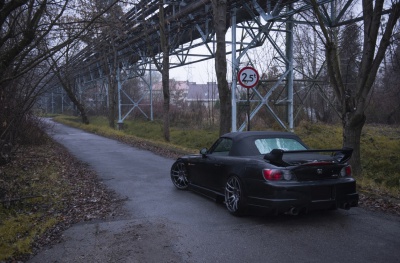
0 138 121 262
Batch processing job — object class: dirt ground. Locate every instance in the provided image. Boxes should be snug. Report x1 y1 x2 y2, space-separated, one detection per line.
29 216 185 263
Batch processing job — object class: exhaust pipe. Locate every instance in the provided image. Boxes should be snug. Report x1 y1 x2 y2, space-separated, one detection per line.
287 207 300 216
340 203 351 210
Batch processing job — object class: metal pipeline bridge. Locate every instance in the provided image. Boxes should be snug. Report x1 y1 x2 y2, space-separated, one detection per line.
46 0 363 131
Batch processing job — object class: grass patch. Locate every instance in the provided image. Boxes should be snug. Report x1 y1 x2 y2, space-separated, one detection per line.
0 141 70 260
0 136 118 261
170 128 218 150
358 125 400 192
296 122 343 149
53 115 400 197
0 214 57 259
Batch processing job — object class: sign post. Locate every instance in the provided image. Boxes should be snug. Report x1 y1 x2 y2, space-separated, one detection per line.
237 67 259 131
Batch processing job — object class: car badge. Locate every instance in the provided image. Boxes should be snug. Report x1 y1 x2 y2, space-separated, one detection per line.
317 169 323 175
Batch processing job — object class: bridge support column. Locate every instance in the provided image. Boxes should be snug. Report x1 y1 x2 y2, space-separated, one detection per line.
286 4 294 132
231 5 238 132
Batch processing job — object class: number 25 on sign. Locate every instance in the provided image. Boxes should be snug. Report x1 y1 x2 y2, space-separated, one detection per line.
238 67 259 89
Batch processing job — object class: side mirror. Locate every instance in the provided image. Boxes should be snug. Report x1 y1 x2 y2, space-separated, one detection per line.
200 148 208 157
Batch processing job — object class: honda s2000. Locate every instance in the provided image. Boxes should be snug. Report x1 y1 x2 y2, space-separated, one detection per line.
170 131 359 216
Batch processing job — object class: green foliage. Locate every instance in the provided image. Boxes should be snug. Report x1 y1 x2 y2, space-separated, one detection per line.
54 115 218 151
295 122 343 149
0 143 71 261
0 214 57 260
56 115 126 138
359 126 400 190
170 129 218 150
1 137 116 261
124 119 165 139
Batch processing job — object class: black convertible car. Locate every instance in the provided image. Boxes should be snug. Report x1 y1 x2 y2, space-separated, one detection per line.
170 131 359 216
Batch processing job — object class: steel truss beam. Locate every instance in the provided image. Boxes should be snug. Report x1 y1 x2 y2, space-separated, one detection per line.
231 0 366 131
50 0 371 130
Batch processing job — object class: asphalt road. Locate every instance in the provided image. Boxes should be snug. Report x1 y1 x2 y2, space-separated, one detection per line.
29 120 400 263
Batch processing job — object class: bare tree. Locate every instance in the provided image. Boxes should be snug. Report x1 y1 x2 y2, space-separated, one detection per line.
0 0 51 84
73 1 126 128
0 63 53 164
211 0 231 136
0 0 71 165
49 43 90 124
310 0 400 176
0 0 121 164
370 33 400 124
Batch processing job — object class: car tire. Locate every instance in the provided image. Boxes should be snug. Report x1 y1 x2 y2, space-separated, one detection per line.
225 176 247 216
170 160 189 190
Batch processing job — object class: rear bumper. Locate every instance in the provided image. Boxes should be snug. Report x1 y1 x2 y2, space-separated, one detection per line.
245 178 359 215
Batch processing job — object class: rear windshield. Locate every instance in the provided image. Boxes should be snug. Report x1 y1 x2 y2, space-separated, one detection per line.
254 138 307 154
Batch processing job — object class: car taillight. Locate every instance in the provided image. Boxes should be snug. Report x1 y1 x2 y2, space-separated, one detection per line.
263 169 282 180
340 165 352 177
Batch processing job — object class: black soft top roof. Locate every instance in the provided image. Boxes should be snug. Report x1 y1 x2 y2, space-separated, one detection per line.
222 131 297 140
220 131 308 156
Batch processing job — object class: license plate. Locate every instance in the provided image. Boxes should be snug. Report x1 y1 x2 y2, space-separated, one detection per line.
311 186 333 201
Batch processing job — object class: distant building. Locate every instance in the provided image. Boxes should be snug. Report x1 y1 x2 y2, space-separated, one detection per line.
152 80 188 106
187 82 219 108
152 80 219 107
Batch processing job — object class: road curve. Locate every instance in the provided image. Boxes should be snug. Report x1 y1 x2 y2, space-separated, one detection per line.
30 120 400 263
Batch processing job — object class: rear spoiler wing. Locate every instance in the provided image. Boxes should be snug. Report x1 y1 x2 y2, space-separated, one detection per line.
264 147 353 166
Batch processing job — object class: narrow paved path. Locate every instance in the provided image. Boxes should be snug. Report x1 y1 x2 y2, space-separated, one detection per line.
29 120 400 263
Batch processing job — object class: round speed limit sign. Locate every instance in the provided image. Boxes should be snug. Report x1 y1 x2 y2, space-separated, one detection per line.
238 67 259 89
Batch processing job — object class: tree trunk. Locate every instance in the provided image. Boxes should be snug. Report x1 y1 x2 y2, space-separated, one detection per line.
65 86 90 125
158 0 170 141
342 111 366 177
108 78 116 128
52 67 89 125
162 71 170 142
212 0 231 136
103 48 118 129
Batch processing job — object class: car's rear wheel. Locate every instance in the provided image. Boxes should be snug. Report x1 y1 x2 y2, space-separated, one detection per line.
170 160 189 190
225 176 247 216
